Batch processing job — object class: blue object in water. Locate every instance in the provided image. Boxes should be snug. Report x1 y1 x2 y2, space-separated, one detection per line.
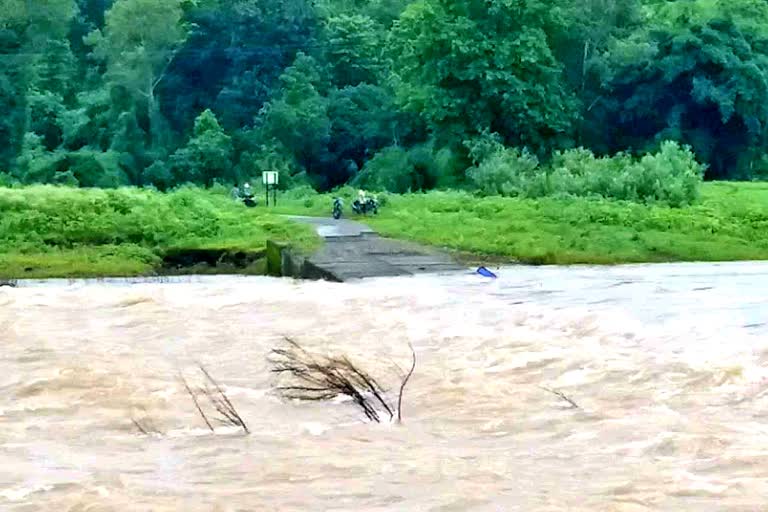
476 266 497 279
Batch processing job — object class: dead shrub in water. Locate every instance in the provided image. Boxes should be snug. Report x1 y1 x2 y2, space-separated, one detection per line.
269 338 416 423
181 364 249 434
131 407 161 435
130 365 249 435
539 385 579 409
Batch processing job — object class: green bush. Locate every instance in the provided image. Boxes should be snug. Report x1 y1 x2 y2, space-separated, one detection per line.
352 142 461 193
352 146 412 192
465 136 541 197
142 161 174 190
0 173 14 187
362 183 768 265
631 141 704 207
550 142 704 206
466 137 704 206
169 110 235 186
13 133 68 184
67 149 129 188
280 185 319 201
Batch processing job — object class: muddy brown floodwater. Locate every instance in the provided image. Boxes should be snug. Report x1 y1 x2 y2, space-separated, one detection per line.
2 262 768 511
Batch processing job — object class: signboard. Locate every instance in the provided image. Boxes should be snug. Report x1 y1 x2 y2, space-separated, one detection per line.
262 171 279 185
262 171 279 206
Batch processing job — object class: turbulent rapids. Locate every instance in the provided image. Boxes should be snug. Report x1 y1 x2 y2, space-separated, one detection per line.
2 263 767 511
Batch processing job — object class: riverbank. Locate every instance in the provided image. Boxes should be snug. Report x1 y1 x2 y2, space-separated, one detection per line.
274 181 768 265
1 182 767 279
0 186 319 279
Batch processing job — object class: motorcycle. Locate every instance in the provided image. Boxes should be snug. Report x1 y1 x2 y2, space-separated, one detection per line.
352 196 378 216
332 197 343 219
242 193 257 208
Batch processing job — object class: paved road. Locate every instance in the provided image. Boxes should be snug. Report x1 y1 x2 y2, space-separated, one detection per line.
285 215 465 281
284 215 374 238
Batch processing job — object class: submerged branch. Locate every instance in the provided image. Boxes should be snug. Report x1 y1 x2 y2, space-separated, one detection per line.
130 407 161 435
131 418 149 435
269 338 417 424
397 343 417 423
127 367 249 437
198 364 250 434
181 371 214 432
178 366 249 434
539 386 579 409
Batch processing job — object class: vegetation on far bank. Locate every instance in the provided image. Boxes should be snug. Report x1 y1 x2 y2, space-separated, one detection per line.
275 181 768 265
0 186 318 279
6 0 768 200
1 180 767 279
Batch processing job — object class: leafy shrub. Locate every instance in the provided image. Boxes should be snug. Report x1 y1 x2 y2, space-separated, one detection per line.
352 142 461 193
142 161 175 191
631 141 704 207
751 155 768 181
330 185 361 201
467 136 704 206
465 135 541 197
549 142 704 206
67 149 128 188
0 173 16 187
0 186 225 250
13 133 68 184
280 185 318 201
352 146 412 192
169 110 235 186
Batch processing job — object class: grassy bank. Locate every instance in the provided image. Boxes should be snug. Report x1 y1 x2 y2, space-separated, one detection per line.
2 182 767 279
0 186 318 279
272 182 768 265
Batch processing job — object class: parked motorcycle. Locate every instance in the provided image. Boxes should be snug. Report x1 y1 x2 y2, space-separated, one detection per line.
332 197 343 219
352 196 378 216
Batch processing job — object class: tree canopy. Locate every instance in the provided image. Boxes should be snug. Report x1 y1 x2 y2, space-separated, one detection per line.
2 0 768 190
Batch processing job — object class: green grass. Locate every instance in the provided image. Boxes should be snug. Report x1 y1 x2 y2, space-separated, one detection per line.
272 182 768 265
0 185 319 279
3 181 767 279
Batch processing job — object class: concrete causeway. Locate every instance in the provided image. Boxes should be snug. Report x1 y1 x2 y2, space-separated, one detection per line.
284 215 465 281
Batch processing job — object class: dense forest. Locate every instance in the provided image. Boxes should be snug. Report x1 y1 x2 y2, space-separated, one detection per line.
2 0 768 195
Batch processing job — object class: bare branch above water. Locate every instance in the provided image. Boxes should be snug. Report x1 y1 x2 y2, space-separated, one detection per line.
181 371 214 432
180 365 249 434
130 366 250 436
197 364 250 434
539 386 580 409
130 407 161 435
269 338 417 424
397 343 416 423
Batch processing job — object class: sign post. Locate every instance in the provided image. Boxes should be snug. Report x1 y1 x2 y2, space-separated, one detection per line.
262 171 279 206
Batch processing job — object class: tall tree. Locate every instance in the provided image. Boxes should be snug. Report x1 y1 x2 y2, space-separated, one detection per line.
554 0 643 143
389 0 577 155
255 53 333 187
324 14 384 87
593 2 768 178
86 0 187 149
161 0 319 132
168 109 234 186
0 0 78 167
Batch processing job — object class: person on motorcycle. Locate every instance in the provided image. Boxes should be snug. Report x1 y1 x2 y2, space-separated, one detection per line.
332 196 343 219
352 189 366 213
242 182 253 199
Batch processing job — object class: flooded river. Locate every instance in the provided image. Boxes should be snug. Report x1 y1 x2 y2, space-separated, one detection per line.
2 262 767 511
